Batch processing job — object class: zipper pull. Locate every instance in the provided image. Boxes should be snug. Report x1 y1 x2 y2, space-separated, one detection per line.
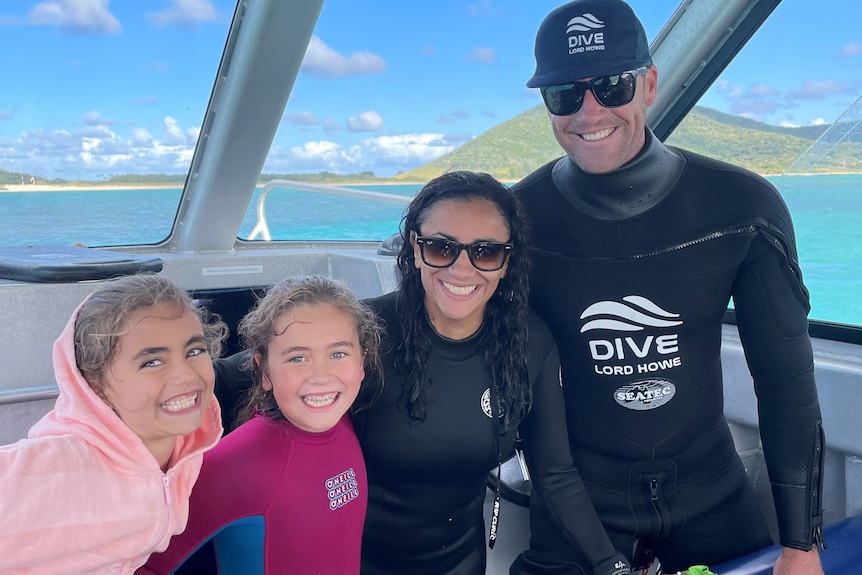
162 474 172 505
650 478 659 501
814 524 826 551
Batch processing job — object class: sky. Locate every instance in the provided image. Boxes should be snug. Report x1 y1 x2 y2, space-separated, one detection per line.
0 0 860 180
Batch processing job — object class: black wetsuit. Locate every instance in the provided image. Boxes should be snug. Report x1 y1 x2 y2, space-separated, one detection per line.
510 130 825 573
354 291 629 575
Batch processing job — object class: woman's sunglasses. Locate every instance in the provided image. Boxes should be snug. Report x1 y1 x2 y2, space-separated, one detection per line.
413 235 513 272
540 67 647 116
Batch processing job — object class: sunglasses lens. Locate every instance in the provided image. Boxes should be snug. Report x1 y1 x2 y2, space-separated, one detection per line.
416 236 510 271
468 243 510 271
541 69 642 115
420 238 459 267
593 72 637 107
541 84 584 116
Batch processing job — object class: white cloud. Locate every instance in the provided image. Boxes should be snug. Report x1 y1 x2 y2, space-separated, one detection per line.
779 120 799 128
786 79 852 101
301 36 387 78
290 140 347 161
468 0 492 16
0 117 201 180
810 118 828 126
259 133 460 176
348 111 383 132
282 111 319 126
745 84 780 97
147 0 220 29
83 110 114 127
465 47 496 65
262 140 364 173
322 117 343 132
362 133 454 164
836 41 862 59
132 128 153 144
28 0 120 34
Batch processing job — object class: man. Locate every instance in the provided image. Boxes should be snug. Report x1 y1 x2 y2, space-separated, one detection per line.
510 1 826 574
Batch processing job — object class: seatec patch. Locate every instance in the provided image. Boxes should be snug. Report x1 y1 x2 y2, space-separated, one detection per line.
613 379 676 410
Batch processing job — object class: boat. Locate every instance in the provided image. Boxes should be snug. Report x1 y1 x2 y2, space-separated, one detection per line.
0 1 860 573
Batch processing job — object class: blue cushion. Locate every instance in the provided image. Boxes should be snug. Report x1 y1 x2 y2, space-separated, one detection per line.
711 514 862 574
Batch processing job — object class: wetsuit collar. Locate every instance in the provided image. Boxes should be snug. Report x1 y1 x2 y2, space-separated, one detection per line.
551 128 686 221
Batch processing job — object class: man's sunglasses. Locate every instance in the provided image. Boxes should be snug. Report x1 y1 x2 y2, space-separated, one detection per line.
413 235 513 272
540 67 648 116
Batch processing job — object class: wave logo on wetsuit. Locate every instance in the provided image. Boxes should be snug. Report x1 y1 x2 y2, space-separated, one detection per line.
325 467 360 511
580 296 683 410
481 388 506 419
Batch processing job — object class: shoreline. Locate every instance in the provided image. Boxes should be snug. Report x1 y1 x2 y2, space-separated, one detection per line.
1 171 858 193
0 183 181 193
0 181 427 193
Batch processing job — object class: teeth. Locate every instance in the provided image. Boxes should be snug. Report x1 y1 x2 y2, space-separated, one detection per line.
443 282 477 296
303 393 338 407
160 393 197 412
581 127 613 141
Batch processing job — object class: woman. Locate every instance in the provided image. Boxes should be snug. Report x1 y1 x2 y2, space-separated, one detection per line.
353 171 630 575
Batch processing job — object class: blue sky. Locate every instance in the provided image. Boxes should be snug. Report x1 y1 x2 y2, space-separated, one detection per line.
0 0 860 180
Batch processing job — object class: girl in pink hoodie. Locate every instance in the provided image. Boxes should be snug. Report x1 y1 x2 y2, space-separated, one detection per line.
0 273 226 575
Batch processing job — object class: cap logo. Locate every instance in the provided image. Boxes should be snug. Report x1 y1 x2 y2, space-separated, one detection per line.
566 13 605 54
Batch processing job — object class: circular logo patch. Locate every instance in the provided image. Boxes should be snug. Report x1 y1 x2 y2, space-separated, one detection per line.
613 379 676 411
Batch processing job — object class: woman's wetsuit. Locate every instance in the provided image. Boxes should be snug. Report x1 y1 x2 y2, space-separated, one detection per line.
354 291 629 575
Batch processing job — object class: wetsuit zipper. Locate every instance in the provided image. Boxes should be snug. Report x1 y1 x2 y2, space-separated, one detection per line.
531 224 805 283
649 477 665 538
810 423 827 551
531 226 759 260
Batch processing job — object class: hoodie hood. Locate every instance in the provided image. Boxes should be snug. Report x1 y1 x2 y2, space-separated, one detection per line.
28 298 222 471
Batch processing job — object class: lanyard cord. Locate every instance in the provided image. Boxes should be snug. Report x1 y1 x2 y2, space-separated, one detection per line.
488 382 503 549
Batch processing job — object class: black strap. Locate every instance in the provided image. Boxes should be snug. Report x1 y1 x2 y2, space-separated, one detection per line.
488 382 503 549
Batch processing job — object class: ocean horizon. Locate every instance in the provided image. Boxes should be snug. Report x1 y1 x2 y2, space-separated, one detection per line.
2 174 859 326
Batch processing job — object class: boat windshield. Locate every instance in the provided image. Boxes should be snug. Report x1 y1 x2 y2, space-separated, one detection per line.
1 0 860 327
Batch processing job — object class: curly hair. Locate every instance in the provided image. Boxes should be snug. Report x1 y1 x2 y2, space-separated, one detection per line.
74 273 228 399
395 170 531 432
235 275 383 425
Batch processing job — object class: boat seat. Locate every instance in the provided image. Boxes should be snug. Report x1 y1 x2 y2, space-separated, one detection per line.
710 514 862 574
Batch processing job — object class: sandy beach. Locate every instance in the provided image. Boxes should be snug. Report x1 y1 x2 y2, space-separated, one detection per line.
0 183 181 193
0 181 428 193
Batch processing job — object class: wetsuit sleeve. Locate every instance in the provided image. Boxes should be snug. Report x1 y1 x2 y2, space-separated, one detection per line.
520 338 631 574
732 231 825 551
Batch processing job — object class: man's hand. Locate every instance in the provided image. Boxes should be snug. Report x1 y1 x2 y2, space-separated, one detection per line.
773 546 823 575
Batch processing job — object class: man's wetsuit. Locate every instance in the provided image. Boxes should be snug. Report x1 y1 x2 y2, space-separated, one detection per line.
354 291 630 575
511 130 825 573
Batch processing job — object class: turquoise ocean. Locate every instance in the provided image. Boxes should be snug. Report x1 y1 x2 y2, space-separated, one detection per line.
1 174 860 326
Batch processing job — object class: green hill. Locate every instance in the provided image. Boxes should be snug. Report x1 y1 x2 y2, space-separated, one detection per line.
394 105 861 182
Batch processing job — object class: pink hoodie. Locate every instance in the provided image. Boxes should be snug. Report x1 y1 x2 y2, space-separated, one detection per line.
0 301 222 575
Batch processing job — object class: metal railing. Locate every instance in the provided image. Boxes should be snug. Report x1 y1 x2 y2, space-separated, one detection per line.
0 386 59 406
248 179 413 241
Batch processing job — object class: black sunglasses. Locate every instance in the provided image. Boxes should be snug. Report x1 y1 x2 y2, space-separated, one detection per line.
413 234 513 272
540 67 648 116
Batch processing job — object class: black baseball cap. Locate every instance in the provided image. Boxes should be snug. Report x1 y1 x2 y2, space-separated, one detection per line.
527 0 652 88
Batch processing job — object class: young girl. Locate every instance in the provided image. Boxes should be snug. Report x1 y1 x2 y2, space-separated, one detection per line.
0 273 226 574
141 275 382 575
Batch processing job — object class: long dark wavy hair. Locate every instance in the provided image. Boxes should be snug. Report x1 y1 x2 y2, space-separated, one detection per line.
395 170 531 432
